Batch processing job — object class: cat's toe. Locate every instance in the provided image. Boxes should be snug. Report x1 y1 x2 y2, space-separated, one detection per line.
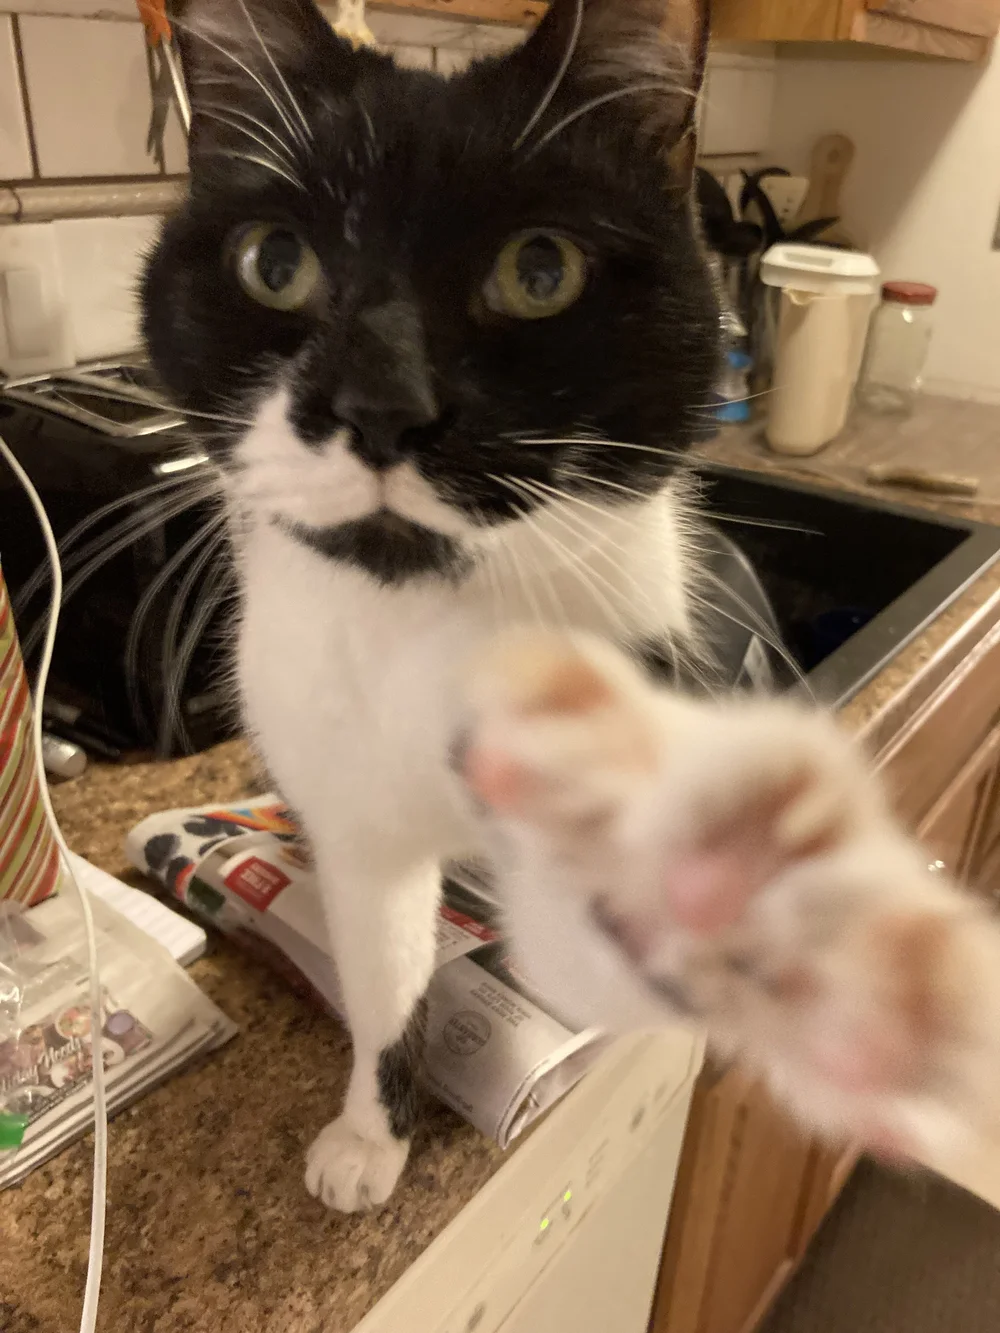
305 1115 409 1213
462 627 661 824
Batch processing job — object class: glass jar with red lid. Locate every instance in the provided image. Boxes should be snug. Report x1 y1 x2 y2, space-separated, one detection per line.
857 280 937 415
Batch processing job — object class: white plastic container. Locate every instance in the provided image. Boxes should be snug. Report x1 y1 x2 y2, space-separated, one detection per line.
760 243 881 456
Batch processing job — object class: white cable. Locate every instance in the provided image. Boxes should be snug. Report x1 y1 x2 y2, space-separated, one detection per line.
0 432 107 1333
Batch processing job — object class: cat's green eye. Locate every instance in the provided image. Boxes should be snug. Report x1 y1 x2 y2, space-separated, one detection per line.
230 222 321 311
482 231 587 321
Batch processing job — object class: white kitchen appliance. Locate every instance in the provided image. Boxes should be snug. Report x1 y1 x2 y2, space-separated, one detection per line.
357 1029 703 1333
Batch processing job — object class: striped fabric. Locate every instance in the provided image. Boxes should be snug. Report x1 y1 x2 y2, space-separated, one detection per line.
0 567 61 906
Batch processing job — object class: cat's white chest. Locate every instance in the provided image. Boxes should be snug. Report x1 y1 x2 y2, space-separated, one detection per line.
236 523 483 855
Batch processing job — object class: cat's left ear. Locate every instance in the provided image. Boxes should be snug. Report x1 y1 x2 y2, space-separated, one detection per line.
510 0 708 179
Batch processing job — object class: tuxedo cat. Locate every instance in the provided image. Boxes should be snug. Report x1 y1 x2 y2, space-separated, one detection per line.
143 0 1000 1212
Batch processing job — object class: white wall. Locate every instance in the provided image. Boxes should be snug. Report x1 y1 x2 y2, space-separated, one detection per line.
769 46 1000 402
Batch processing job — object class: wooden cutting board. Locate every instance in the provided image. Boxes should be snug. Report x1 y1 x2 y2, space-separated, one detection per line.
794 132 858 247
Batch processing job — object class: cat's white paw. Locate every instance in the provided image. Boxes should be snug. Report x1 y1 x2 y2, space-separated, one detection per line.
462 629 1000 1164
305 1115 409 1213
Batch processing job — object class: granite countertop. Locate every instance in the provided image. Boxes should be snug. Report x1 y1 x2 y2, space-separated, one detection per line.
1 744 505 1333
5 395 1000 1333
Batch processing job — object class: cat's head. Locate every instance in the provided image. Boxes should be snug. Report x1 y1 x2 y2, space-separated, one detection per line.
142 0 719 586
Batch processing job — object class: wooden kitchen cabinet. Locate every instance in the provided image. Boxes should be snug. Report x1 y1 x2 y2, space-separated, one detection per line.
651 602 1000 1333
650 1067 852 1333
712 0 1000 59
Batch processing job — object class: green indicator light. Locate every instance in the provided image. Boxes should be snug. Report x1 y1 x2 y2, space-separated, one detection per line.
539 1217 550 1232
563 1189 573 1203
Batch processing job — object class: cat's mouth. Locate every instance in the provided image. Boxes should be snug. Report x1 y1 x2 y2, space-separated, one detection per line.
276 510 469 587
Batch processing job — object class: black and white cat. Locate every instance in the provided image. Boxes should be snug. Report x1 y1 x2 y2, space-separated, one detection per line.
143 0 1000 1213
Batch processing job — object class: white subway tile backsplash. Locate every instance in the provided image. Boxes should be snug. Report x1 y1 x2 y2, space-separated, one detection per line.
700 55 776 157
20 16 161 178
53 214 160 358
0 17 33 180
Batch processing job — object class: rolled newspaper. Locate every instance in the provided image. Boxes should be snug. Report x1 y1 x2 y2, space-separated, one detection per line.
126 797 611 1148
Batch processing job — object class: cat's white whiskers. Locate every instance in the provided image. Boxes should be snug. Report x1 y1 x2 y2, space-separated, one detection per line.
158 523 232 755
164 563 237 755
189 105 300 174
124 510 228 736
565 468 816 537
491 474 638 641
200 148 307 192
359 103 376 147
516 476 669 633
522 81 694 160
495 517 547 629
499 502 572 630
513 433 689 466
235 0 314 146
190 97 300 161
174 17 311 154
16 484 219 662
527 474 804 686
513 0 584 150
510 475 724 691
13 474 206 615
692 565 812 693
511 498 625 636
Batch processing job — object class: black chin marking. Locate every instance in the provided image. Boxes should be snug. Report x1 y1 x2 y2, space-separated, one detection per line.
278 512 468 586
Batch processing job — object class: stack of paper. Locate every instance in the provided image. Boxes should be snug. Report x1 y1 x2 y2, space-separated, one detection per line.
0 883 235 1188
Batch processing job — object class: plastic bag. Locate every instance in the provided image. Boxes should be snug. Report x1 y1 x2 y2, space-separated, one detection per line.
0 564 64 1155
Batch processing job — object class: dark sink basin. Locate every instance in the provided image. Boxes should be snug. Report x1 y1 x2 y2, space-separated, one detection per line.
692 462 1000 707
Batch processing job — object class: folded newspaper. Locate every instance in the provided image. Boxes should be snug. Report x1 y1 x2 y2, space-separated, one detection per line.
125 797 609 1148
0 884 236 1188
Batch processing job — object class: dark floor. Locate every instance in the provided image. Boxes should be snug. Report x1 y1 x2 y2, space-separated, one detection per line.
761 1160 1000 1333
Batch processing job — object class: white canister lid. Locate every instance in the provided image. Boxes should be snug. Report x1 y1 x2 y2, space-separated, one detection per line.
760 243 880 295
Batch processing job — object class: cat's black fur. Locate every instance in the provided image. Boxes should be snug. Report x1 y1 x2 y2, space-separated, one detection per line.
142 0 721 585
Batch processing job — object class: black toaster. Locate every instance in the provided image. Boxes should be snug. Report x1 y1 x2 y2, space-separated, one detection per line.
0 359 236 758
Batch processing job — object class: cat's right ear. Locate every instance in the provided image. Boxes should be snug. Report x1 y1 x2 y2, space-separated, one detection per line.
171 0 360 175
509 0 709 175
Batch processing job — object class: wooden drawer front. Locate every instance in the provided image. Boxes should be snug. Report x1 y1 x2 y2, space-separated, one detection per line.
867 0 1000 36
878 621 1000 831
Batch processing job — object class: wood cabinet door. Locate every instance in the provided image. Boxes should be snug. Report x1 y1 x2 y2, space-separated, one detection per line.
651 1068 816 1333
710 0 846 42
865 0 1000 36
917 725 1000 888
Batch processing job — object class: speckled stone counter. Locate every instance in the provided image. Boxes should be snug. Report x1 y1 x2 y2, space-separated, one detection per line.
0 743 505 1333
5 395 1000 1333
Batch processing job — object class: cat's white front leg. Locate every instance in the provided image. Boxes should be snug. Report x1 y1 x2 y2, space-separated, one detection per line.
303 845 440 1212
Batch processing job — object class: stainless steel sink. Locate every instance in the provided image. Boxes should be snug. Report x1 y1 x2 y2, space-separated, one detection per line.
692 462 1000 707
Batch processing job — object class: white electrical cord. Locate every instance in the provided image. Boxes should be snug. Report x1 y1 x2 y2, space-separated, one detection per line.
0 432 107 1333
